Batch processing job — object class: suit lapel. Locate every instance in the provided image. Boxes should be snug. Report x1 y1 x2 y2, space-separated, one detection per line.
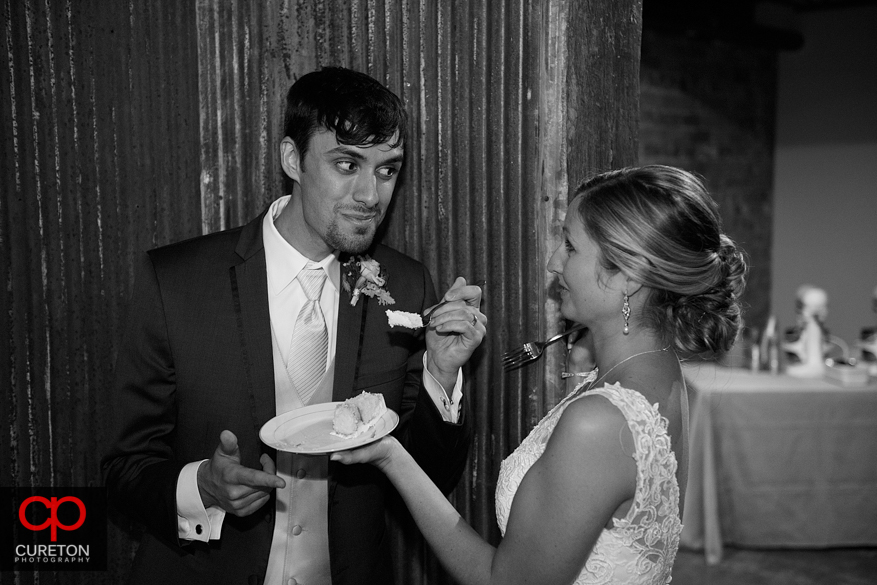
332 256 367 402
231 212 277 438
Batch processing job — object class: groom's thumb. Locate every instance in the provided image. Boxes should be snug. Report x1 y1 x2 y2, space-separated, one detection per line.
218 430 240 461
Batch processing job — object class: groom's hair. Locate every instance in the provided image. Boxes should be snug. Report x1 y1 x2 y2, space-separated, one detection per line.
282 66 408 165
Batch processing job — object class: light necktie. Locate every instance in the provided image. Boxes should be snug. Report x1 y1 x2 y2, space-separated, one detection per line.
287 262 328 404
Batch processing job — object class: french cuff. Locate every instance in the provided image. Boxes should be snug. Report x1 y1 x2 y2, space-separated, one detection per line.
176 460 225 541
422 352 463 423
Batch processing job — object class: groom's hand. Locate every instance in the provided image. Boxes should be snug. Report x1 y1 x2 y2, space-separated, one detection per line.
197 430 286 516
425 277 486 389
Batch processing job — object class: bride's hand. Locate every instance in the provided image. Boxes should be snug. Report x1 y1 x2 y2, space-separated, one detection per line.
330 436 400 471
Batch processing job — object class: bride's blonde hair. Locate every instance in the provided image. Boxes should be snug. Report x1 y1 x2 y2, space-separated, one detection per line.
573 165 747 356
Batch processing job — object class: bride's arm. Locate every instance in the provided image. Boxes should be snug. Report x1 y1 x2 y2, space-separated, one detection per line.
332 393 635 585
336 436 496 583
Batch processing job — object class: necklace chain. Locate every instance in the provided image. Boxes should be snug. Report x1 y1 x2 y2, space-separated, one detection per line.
585 346 670 391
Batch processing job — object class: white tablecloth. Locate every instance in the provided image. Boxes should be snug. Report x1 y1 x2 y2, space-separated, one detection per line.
680 363 877 564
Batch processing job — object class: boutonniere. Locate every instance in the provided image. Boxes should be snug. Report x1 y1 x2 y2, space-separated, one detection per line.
341 255 395 307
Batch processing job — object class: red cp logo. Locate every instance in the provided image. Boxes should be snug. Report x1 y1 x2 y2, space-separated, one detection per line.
19 496 86 542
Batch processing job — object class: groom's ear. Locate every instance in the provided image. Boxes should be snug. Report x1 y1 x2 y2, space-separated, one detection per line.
280 137 302 183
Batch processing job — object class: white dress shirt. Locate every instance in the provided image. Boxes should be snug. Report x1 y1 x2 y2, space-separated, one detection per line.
174 196 463 582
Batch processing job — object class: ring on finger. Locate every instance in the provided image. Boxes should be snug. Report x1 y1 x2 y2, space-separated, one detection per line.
471 315 478 326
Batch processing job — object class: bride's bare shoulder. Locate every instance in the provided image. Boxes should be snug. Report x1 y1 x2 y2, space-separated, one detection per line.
552 393 627 445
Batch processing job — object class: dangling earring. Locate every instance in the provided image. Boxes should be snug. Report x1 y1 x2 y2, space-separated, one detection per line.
622 293 631 335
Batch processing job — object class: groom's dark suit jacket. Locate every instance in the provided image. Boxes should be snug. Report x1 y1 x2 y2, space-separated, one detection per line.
102 211 472 585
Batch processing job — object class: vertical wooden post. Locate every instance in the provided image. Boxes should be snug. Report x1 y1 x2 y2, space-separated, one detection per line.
540 0 642 410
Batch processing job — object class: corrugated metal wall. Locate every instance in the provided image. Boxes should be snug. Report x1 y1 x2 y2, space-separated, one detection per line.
1 0 641 583
2 0 203 580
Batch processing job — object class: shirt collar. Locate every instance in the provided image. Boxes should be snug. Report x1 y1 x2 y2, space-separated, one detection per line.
262 195 340 295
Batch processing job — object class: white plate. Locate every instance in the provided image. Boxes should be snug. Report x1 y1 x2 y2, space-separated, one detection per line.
260 402 399 454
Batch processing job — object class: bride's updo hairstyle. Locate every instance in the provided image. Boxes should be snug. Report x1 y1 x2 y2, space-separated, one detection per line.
573 165 747 356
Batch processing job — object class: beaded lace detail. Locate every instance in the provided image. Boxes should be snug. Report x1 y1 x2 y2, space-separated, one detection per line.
495 382 682 584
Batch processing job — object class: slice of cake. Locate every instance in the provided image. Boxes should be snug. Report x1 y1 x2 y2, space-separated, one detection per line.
352 391 386 425
332 402 361 436
331 391 388 438
386 309 423 329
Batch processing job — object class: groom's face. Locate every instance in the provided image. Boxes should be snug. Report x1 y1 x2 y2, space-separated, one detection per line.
289 129 404 256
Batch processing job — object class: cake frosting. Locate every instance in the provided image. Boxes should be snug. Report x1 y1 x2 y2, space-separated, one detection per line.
386 309 424 329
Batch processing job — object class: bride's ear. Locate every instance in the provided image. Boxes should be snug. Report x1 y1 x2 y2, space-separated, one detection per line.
624 278 645 298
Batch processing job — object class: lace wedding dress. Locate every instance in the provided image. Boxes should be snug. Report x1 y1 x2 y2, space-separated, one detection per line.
495 380 682 584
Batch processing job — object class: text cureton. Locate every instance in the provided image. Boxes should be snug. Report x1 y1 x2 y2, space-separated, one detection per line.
15 544 90 557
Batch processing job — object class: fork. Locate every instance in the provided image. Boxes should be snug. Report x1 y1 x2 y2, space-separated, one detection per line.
502 324 587 371
421 298 454 326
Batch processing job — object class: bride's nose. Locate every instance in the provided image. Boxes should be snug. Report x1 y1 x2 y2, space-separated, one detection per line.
547 244 564 275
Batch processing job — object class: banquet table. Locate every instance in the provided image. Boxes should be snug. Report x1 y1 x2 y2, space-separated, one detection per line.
680 362 877 564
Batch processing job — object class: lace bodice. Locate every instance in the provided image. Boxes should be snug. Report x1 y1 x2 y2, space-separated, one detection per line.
495 382 682 584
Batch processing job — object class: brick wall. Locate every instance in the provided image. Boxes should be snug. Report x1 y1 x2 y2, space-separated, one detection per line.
639 29 777 335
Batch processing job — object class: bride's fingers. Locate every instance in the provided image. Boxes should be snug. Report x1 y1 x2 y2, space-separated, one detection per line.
330 450 353 464
331 438 396 466
330 445 377 465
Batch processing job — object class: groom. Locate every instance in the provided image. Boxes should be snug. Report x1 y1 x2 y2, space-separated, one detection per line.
102 67 485 585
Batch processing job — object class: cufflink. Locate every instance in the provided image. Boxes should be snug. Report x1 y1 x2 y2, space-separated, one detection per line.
195 524 203 535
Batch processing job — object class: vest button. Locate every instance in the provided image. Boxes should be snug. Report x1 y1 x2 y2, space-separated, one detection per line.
291 524 302 536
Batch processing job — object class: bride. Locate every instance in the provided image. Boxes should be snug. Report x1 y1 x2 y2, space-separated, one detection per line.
333 165 746 585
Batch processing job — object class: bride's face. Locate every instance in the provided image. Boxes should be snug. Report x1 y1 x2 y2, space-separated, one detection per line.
548 201 624 325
